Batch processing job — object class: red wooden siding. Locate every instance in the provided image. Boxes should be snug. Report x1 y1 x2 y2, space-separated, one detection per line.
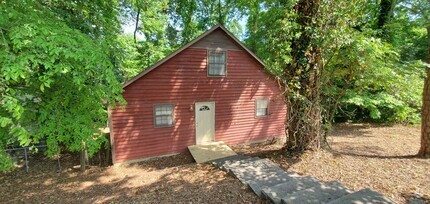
111 48 286 163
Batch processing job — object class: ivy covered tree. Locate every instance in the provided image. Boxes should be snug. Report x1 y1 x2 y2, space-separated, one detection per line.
405 0 430 158
240 0 427 154
281 0 323 151
0 0 124 171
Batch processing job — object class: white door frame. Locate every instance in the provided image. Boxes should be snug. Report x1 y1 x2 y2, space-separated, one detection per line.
195 101 215 145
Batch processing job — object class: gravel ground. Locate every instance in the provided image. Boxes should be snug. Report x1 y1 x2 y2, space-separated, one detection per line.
1 123 428 203
233 123 430 204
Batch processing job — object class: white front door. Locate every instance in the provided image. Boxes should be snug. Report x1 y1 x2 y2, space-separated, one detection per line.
195 102 215 144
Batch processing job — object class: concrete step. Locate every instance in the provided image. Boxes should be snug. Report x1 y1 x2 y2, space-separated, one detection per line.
188 142 237 163
210 155 252 168
281 181 352 204
225 158 280 172
247 173 299 198
219 157 261 172
261 176 321 204
224 158 301 197
327 188 395 204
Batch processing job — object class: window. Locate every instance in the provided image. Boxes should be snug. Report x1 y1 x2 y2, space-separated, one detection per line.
154 104 174 127
199 105 210 111
256 99 269 117
208 50 226 76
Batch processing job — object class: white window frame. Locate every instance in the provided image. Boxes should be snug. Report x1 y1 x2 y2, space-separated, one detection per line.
207 50 226 76
255 98 269 117
153 104 175 128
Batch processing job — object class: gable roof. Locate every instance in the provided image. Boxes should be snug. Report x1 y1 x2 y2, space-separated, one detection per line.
123 24 265 88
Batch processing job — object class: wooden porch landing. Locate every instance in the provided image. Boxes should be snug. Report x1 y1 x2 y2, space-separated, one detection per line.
188 142 237 163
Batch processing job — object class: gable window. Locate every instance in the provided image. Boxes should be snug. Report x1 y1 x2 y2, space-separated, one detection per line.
256 99 269 117
154 104 174 127
208 50 226 76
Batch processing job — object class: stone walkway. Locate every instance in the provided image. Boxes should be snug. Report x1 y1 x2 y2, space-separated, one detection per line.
210 155 395 204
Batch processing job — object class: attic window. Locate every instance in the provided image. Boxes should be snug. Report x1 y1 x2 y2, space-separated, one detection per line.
208 50 226 76
256 99 269 117
154 104 174 127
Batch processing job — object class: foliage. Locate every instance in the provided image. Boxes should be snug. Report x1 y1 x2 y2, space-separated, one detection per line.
167 0 245 45
118 34 143 80
0 140 13 171
121 0 175 70
0 0 124 171
243 0 296 75
332 0 427 124
133 0 173 68
339 60 424 123
120 0 246 74
242 0 425 126
279 0 323 151
0 154 13 171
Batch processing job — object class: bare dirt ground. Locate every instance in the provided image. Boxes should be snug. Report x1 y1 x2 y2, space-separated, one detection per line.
233 123 430 204
1 123 428 203
0 152 259 203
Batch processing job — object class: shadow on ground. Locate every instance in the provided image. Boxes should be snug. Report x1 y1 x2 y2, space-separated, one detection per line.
327 123 421 159
0 151 260 203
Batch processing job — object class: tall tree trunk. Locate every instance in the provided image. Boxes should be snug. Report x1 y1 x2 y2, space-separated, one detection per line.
134 7 140 45
377 0 395 29
80 149 86 171
80 142 88 171
217 0 223 24
377 0 396 38
418 26 430 158
283 0 322 152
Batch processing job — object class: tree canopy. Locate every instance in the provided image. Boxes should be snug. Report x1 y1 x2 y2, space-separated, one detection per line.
0 0 124 170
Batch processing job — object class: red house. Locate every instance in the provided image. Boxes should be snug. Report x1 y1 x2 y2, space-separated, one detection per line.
109 24 286 164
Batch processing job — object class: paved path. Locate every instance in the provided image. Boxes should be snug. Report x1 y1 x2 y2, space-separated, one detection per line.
210 155 395 204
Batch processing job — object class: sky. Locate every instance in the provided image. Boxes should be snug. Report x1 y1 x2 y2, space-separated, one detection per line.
121 17 249 41
122 21 144 39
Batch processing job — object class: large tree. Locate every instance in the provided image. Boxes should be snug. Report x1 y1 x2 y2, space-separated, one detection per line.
417 0 430 157
282 0 322 151
242 0 426 151
421 31 430 157
0 0 124 171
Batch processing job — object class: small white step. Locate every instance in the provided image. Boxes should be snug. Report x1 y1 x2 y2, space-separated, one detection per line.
188 141 236 163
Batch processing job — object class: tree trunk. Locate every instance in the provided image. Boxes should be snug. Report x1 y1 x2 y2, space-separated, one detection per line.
377 0 396 38
377 0 395 29
283 0 322 152
105 143 110 166
80 143 88 171
134 7 140 45
80 149 86 171
418 26 430 158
